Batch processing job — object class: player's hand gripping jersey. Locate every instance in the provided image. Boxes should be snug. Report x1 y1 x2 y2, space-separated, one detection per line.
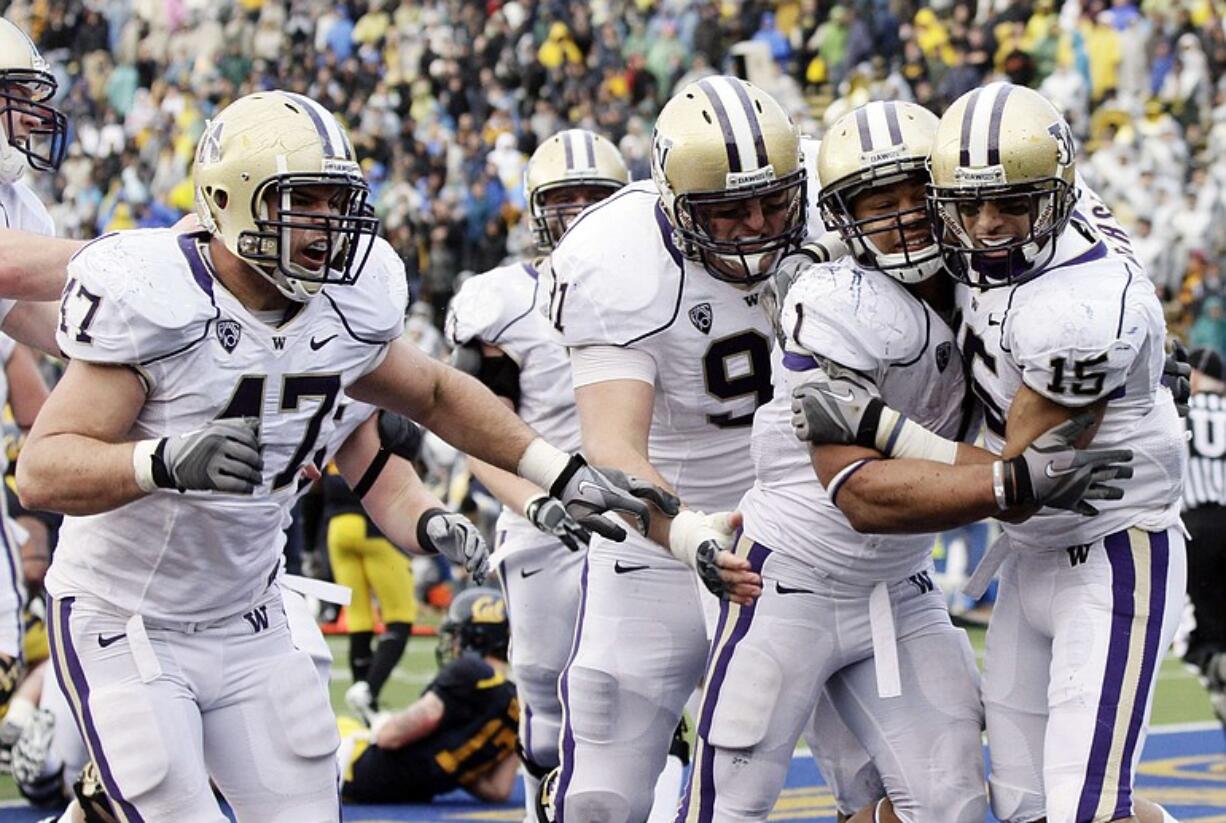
742 257 968 582
544 181 773 514
955 184 1185 550
46 229 406 622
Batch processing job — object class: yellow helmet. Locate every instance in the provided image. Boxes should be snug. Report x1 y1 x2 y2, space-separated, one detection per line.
0 18 67 181
928 82 1078 287
193 91 378 302
651 75 806 284
817 101 942 283
525 128 629 251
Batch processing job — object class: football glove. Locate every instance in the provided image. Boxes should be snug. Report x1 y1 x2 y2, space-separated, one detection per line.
135 417 263 494
417 509 491 583
790 366 882 448
996 414 1134 516
668 510 760 604
548 455 676 541
525 493 589 552
1162 340 1191 417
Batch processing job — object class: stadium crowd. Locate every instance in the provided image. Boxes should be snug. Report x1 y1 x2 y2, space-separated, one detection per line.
1 0 1223 337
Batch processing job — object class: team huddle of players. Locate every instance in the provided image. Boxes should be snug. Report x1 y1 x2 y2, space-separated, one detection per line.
0 12 1191 823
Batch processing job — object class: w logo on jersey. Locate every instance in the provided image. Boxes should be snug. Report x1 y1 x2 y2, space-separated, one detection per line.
689 303 713 335
215 320 242 353
908 571 935 594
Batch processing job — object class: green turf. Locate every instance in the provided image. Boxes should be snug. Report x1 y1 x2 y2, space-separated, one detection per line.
1 625 1215 804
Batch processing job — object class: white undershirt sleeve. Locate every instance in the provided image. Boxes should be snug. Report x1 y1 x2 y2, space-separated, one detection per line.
569 344 658 388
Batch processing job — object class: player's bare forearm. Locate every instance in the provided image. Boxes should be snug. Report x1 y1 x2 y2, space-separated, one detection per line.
335 415 448 554
350 340 537 475
1 301 62 358
17 359 146 515
828 456 999 533
373 692 444 748
5 344 49 428
17 434 144 515
1002 385 1105 457
468 456 543 517
0 230 82 301
575 379 678 547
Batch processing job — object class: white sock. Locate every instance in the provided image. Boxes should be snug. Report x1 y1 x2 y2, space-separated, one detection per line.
647 754 685 823
3 696 35 731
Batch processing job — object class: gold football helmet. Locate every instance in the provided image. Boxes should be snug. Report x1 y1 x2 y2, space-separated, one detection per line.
928 82 1078 287
818 101 941 283
0 19 67 182
193 91 378 302
525 129 629 251
652 75 806 284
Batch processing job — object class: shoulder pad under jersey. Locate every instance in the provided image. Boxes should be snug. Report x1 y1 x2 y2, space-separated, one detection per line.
445 261 538 347
782 259 928 378
545 182 686 348
58 230 218 366
323 236 408 345
1007 262 1150 406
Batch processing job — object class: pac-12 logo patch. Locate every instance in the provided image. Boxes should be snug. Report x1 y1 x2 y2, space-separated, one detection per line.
689 302 713 334
935 340 952 373
216 319 242 353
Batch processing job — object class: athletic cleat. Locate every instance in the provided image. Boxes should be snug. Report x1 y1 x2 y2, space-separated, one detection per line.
12 707 56 787
345 680 376 727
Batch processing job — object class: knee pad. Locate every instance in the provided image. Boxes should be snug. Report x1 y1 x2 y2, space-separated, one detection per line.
561 789 635 823
988 774 1046 823
900 785 987 823
564 665 620 744
85 685 170 803
264 651 340 763
706 644 782 750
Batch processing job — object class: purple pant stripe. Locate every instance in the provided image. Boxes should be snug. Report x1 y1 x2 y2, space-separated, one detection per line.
693 541 769 823
1112 530 1170 820
0 520 23 662
49 597 146 823
1075 530 1135 823
554 552 591 821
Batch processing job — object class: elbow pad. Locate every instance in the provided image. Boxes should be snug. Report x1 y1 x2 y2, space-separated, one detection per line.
450 342 522 408
376 410 425 462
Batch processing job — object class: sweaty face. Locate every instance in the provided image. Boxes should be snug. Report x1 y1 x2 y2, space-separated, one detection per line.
954 195 1033 259
848 174 932 257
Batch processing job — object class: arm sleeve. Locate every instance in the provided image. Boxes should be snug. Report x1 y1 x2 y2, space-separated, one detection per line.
569 344 658 389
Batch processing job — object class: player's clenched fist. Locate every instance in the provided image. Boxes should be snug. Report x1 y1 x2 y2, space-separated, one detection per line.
133 417 263 494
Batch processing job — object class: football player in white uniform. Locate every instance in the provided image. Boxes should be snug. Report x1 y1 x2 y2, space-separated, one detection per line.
445 128 635 820
0 17 73 707
678 101 988 823
540 77 805 823
793 84 1183 823
15 91 658 822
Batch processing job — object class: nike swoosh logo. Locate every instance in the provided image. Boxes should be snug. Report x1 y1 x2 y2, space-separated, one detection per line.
576 480 604 497
309 334 337 351
825 390 854 403
520 568 543 579
775 581 815 595
98 633 126 648
1044 462 1078 479
614 560 650 575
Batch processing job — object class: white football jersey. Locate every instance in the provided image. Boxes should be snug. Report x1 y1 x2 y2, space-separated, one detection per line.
0 180 55 325
740 258 968 583
46 230 407 622
545 181 773 513
446 259 580 544
955 208 1185 551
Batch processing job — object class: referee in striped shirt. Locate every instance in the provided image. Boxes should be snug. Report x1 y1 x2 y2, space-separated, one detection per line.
1184 347 1226 732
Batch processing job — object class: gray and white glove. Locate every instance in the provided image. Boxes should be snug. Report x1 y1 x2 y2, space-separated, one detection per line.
548 455 670 541
996 414 1134 516
790 367 883 447
525 493 589 552
133 417 263 494
1162 340 1191 418
418 509 491 583
763 233 849 348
